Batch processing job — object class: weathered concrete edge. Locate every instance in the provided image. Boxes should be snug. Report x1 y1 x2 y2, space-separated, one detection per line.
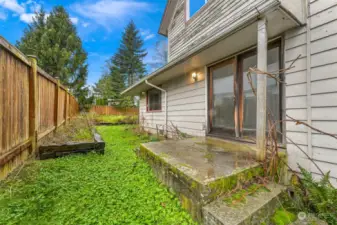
202 183 286 225
138 143 264 202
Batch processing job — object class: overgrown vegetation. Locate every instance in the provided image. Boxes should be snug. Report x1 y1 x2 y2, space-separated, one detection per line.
0 125 195 224
271 208 297 225
40 116 93 145
286 166 337 225
94 115 138 125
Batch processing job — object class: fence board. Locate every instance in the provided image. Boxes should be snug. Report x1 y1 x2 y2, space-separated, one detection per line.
0 48 30 156
0 36 80 179
90 105 138 115
37 74 56 134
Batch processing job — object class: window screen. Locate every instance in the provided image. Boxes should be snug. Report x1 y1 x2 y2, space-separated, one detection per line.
147 89 162 111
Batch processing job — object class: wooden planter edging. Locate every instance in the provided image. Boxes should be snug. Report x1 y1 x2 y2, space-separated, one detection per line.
39 129 105 160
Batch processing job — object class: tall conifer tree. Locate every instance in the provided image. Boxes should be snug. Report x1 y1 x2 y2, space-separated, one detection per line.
94 20 147 106
114 20 147 87
17 6 88 103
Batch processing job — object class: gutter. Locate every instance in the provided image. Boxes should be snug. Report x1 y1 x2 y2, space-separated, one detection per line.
145 80 168 135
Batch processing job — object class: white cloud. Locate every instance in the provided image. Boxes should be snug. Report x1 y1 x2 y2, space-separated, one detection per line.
71 0 154 29
0 10 7 20
0 0 25 14
19 12 35 23
140 29 155 41
21 0 41 13
70 17 79 24
144 34 155 41
0 0 43 23
82 22 90 27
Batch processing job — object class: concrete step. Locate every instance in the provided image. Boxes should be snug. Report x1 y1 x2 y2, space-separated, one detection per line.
138 139 263 222
202 183 286 225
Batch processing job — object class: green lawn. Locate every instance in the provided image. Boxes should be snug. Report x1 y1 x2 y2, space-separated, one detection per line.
0 126 195 225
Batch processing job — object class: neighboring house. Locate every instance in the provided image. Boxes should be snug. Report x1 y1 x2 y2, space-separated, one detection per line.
122 0 337 186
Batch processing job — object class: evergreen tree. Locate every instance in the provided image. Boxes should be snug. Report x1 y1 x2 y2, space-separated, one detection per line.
17 6 88 105
94 56 133 107
114 20 147 87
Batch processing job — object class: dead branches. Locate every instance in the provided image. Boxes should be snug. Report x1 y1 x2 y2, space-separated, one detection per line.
286 114 337 140
246 53 332 182
246 54 302 97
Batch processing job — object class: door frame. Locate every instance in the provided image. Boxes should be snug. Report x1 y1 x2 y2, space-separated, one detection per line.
207 39 283 142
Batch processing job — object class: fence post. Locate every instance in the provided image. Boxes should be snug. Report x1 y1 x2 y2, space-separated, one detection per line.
28 55 38 154
65 92 69 125
54 78 60 129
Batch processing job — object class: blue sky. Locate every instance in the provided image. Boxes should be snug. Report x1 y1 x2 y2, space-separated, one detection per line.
0 0 167 85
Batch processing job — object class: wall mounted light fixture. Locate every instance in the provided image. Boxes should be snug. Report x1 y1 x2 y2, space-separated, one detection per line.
192 72 198 81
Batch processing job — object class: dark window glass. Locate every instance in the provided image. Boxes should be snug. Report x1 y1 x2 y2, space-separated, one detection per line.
148 89 161 111
212 63 235 134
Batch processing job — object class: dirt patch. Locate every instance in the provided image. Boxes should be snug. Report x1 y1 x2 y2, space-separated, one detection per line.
40 116 94 145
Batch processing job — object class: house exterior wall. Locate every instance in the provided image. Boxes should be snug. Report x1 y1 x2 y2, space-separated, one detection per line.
285 0 337 186
167 0 278 62
139 67 206 137
140 0 337 185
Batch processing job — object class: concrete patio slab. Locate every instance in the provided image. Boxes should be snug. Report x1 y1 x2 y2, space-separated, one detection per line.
138 137 264 222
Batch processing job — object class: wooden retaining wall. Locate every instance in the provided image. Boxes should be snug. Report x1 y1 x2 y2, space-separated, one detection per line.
0 36 79 179
90 105 138 115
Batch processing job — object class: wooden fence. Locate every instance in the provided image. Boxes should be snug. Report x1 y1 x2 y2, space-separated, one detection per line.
90 105 138 116
0 36 79 179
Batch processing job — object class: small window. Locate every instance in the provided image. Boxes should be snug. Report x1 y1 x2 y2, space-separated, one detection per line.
147 89 162 111
188 0 207 20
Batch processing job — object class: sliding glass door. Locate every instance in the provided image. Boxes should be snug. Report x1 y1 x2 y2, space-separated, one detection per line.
240 45 280 137
209 59 236 136
208 42 281 140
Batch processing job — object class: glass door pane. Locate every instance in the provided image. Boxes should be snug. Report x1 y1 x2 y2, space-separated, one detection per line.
241 46 280 137
210 61 235 136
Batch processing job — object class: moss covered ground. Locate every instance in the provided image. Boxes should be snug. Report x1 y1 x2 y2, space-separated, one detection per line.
0 125 195 225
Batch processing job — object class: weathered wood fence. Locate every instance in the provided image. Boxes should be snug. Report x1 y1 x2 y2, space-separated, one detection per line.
0 36 79 179
90 105 138 115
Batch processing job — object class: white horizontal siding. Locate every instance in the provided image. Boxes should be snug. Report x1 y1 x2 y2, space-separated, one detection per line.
284 1 337 186
310 4 337 28
284 25 311 181
311 63 337 81
138 70 206 137
311 93 337 107
285 70 307 85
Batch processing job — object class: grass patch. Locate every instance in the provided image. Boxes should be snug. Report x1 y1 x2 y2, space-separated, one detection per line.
0 125 195 225
94 115 138 125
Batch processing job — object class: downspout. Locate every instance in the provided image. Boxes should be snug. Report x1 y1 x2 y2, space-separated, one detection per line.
145 80 168 135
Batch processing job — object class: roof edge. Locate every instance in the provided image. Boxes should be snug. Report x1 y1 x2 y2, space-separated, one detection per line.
158 0 177 36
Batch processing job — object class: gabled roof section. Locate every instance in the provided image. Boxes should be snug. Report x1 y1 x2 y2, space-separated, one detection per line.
158 0 178 36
